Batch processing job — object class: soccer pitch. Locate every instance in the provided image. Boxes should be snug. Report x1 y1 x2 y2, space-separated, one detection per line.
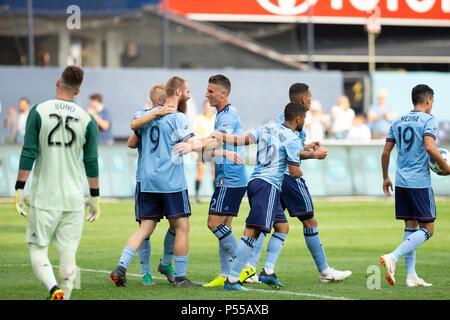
1 198 449 301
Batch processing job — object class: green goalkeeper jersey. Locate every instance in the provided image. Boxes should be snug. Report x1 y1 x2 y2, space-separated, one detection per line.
19 98 98 211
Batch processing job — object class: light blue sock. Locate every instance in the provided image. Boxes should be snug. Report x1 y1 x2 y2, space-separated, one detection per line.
219 245 233 276
161 228 176 265
392 228 431 260
118 246 136 270
138 238 151 274
304 227 328 272
248 232 266 267
174 254 189 278
264 232 287 271
403 227 419 275
229 236 256 280
212 224 238 258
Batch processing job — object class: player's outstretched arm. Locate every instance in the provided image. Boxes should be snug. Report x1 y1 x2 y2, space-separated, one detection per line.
211 131 254 146
130 105 176 130
425 136 450 176
381 141 395 196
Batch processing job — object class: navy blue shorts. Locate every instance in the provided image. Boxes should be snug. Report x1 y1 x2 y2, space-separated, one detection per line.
395 186 436 223
280 175 314 221
135 182 191 221
209 186 247 217
246 179 286 233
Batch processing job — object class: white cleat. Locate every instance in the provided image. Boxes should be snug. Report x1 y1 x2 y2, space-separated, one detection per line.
406 275 432 287
319 267 352 283
379 253 397 286
244 274 260 284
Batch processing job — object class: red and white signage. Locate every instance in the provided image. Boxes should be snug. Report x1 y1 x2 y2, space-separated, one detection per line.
166 0 450 26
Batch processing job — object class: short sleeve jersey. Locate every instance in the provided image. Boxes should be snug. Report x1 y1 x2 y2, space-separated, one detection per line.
386 110 438 188
136 107 194 193
214 104 248 187
277 112 306 173
19 98 98 211
248 122 302 190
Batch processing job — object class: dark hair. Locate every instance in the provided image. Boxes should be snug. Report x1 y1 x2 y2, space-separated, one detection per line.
411 84 434 106
208 74 231 95
289 83 309 103
60 65 84 92
284 102 307 121
89 93 103 103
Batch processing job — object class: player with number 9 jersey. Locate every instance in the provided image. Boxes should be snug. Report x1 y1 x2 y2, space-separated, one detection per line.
19 98 98 211
136 106 194 193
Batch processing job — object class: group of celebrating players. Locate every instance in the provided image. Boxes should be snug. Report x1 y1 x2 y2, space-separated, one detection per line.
13 66 450 299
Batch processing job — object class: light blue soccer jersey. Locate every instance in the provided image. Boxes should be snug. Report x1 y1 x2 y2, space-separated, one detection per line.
214 104 248 187
248 122 302 190
136 106 194 192
277 113 306 173
386 110 438 188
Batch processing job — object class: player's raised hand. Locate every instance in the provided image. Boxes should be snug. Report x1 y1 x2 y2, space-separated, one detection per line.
85 196 101 222
310 141 321 151
383 178 393 197
314 146 328 160
14 189 29 217
173 142 192 156
224 150 244 166
158 104 176 116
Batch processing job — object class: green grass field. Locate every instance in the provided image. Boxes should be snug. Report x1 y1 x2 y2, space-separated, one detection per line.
1 198 449 301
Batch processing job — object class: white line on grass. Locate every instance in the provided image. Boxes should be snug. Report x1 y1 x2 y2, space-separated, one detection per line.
1 264 354 300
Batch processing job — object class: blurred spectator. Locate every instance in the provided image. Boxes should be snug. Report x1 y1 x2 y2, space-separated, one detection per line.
368 89 397 139
192 100 216 203
348 114 372 142
330 95 355 139
16 97 30 144
3 105 18 143
437 121 450 144
88 93 114 145
304 100 330 143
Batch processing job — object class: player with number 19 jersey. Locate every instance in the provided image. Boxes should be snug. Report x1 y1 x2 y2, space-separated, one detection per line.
386 110 438 189
19 98 98 212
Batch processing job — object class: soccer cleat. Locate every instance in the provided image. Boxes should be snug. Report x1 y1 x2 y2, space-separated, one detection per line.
142 272 155 286
244 274 260 284
158 259 175 284
173 276 202 287
110 265 128 287
48 286 64 300
319 267 352 283
406 275 432 287
379 253 397 286
203 275 226 287
224 278 247 291
258 270 285 289
239 264 256 283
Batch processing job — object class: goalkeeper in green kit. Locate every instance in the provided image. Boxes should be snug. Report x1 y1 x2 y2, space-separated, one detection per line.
14 65 100 300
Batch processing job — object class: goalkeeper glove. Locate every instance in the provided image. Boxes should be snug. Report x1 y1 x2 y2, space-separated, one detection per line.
14 181 29 217
85 188 101 222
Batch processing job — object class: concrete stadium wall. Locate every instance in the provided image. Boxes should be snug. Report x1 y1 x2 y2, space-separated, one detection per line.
0 66 343 140
1 144 449 198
